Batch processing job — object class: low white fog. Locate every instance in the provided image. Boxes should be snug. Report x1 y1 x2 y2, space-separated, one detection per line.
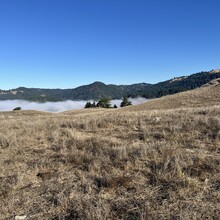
0 98 149 113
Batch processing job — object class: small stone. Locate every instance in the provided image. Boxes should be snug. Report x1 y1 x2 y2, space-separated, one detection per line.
15 215 27 220
155 117 160 122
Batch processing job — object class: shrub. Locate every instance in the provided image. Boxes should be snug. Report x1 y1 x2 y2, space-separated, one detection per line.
13 107 22 111
120 97 132 107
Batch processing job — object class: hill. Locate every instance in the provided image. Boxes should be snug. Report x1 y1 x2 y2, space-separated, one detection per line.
0 70 219 101
0 82 151 102
138 70 220 98
125 78 220 111
0 79 220 219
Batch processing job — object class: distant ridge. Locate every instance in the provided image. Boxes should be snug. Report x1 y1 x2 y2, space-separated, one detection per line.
0 70 219 102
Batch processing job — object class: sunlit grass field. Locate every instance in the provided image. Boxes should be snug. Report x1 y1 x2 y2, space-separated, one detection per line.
0 82 220 219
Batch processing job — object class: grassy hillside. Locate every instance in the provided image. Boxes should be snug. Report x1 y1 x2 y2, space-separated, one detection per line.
125 78 220 111
0 82 220 219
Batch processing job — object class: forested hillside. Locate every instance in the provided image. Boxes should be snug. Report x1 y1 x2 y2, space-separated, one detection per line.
139 70 220 98
0 70 219 101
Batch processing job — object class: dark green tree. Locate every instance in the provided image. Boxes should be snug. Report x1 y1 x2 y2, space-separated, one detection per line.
91 102 96 107
84 101 92 108
97 98 111 108
120 97 132 107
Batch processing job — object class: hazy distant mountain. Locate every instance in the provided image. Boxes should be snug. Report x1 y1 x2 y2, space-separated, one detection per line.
0 70 219 102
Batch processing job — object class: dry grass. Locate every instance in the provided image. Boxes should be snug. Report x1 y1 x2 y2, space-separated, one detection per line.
0 84 220 219
124 80 220 111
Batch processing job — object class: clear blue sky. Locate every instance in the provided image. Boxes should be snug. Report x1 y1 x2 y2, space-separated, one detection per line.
0 0 219 89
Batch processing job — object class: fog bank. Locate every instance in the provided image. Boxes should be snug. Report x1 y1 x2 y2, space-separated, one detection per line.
0 98 149 112
111 97 150 107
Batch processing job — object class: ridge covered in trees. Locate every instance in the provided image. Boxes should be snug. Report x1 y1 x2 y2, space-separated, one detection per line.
0 70 219 102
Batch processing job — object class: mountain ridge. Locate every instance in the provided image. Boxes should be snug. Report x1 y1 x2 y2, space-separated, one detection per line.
0 70 219 102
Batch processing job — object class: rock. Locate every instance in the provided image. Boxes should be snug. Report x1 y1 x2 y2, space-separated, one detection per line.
155 117 160 122
15 216 27 220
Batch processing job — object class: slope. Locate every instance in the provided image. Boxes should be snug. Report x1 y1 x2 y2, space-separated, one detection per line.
124 78 220 111
0 80 220 219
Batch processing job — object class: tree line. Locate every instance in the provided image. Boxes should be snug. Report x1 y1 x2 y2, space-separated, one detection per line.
84 97 132 109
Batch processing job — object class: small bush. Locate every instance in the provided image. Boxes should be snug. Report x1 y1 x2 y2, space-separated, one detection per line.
13 107 22 111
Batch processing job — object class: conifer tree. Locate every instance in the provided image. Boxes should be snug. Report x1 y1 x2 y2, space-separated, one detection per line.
120 97 132 107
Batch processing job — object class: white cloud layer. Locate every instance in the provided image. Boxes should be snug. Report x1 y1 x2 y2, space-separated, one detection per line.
111 97 150 107
0 98 149 113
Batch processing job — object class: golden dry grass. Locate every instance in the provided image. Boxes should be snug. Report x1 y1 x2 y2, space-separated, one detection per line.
123 79 220 111
0 83 220 219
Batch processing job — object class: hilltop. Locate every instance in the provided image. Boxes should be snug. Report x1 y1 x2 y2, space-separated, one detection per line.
0 70 219 101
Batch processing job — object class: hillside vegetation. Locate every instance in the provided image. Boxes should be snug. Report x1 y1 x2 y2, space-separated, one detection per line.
0 70 219 101
0 82 220 219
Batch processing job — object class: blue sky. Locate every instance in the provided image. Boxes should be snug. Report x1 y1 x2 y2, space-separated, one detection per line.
0 0 219 89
